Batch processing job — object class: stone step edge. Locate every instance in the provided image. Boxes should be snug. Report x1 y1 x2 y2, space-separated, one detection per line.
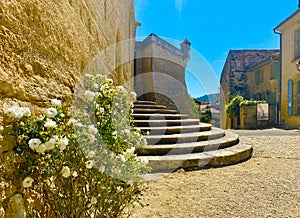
134 101 157 105
137 143 253 173
144 128 225 144
133 104 167 109
136 131 239 155
132 113 189 120
134 119 200 127
133 108 178 114
137 124 212 135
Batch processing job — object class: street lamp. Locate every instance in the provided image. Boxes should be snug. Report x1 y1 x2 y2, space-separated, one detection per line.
296 59 300 71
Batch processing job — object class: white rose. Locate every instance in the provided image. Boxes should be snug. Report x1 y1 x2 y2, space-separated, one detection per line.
50 99 62 107
84 90 95 102
61 166 71 178
118 154 126 163
58 137 69 151
85 160 95 169
21 107 31 117
72 171 78 178
45 108 58 118
36 144 47 154
67 118 77 126
45 137 57 151
131 91 137 100
28 138 42 150
88 125 98 135
93 83 99 89
23 177 34 188
7 106 23 119
44 119 57 128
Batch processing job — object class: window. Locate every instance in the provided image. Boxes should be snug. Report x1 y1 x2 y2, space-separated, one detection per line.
288 79 293 116
269 92 276 105
273 62 280 79
255 70 261 85
297 80 300 115
298 29 300 58
261 92 266 101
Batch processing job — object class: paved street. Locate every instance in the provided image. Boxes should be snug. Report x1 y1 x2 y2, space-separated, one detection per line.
228 128 300 136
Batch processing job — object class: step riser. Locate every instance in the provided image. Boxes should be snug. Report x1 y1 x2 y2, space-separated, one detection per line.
134 105 167 109
135 120 200 127
134 101 156 105
133 109 178 114
146 132 225 145
133 114 189 120
139 127 206 135
137 137 239 156
147 146 253 173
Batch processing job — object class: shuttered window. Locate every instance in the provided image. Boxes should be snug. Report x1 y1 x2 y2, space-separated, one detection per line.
273 62 280 79
255 70 260 85
288 79 293 115
298 29 300 58
297 80 300 115
269 92 276 105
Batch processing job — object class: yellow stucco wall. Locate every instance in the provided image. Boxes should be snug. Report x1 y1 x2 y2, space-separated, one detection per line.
276 11 300 127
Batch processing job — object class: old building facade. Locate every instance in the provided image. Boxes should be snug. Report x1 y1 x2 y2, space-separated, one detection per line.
247 52 280 126
274 8 300 127
220 49 279 129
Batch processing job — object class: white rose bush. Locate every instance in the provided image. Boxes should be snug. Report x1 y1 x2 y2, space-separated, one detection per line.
6 74 150 217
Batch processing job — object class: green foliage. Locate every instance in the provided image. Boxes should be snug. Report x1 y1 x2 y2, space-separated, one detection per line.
239 99 267 107
6 74 150 217
225 95 244 116
189 96 200 119
200 110 212 123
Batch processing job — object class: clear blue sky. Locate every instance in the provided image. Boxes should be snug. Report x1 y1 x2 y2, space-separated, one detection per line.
135 0 297 97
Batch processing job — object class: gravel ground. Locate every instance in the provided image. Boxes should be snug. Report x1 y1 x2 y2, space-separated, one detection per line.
131 135 300 218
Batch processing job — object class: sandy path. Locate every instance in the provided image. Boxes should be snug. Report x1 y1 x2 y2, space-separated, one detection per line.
131 135 300 218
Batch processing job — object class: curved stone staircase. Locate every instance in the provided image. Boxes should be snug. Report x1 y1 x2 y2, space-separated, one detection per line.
133 100 253 173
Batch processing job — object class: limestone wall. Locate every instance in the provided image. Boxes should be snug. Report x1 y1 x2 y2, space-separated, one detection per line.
135 34 193 116
0 0 135 216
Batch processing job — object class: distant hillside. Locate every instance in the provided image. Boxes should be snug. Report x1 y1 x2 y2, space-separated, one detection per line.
196 94 218 104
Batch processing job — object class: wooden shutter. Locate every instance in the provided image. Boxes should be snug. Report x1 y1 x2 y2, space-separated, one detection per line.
273 62 280 79
288 79 293 115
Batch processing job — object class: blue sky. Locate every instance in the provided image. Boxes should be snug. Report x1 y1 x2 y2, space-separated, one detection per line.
135 0 297 97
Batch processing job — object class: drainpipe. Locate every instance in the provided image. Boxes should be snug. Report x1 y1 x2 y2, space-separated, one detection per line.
273 29 282 126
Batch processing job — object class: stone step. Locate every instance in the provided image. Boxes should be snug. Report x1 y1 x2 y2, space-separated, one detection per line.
132 113 189 120
137 123 212 135
133 108 178 114
137 143 253 173
136 131 239 155
134 118 200 127
134 100 157 105
133 104 167 109
144 128 225 145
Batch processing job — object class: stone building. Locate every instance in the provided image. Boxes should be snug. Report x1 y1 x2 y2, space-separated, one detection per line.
247 52 280 126
220 49 279 129
135 33 193 116
274 7 300 127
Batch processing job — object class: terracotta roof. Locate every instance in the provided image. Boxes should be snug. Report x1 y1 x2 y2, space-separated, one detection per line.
274 9 300 30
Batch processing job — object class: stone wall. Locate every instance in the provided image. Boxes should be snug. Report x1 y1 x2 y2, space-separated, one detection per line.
135 34 193 116
240 106 269 129
0 0 135 216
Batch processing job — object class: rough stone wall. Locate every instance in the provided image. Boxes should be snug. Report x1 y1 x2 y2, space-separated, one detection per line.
0 0 135 216
135 34 193 116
